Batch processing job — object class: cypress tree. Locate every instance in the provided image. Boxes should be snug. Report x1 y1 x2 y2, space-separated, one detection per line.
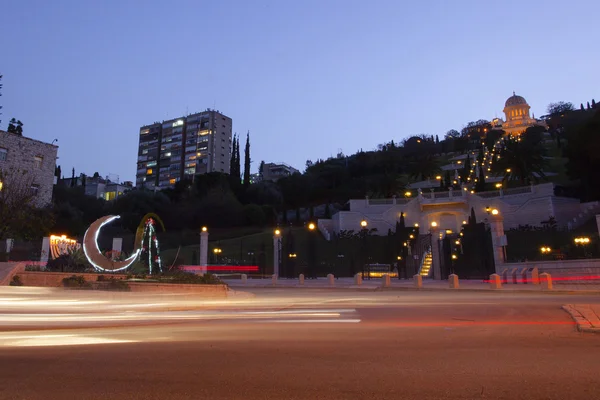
470 207 477 225
243 131 251 188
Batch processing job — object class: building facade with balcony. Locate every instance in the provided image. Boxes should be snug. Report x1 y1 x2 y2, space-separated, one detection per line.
60 174 132 200
136 109 233 190
0 130 58 207
261 162 299 182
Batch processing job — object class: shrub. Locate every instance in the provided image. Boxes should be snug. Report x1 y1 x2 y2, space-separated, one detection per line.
24 265 44 272
62 275 90 288
9 275 23 286
154 272 222 285
47 249 93 273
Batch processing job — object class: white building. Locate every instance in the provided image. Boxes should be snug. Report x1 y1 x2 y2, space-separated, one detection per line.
317 183 598 240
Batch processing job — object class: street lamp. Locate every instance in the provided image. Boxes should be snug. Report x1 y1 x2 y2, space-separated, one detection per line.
574 237 591 258
201 226 207 232
360 220 368 279
306 222 317 279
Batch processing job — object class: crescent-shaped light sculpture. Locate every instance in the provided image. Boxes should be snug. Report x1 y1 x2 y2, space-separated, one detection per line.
83 215 141 272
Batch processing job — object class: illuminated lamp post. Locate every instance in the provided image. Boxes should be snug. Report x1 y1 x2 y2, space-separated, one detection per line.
307 222 317 279
360 219 368 279
574 237 591 258
273 228 282 277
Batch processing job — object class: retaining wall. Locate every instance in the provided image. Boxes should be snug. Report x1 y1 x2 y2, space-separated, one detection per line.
502 258 600 283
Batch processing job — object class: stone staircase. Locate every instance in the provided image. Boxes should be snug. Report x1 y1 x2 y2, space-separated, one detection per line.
568 201 600 230
418 248 433 277
317 219 333 241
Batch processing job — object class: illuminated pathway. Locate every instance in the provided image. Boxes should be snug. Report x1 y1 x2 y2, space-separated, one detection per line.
1 287 599 399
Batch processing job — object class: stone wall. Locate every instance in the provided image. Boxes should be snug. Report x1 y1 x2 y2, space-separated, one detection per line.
501 259 600 283
17 271 128 287
0 130 58 207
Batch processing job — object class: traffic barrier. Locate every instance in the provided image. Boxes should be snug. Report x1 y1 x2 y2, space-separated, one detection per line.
354 273 362 286
327 274 335 287
381 274 391 288
489 273 501 289
448 274 459 289
413 274 422 289
540 272 553 290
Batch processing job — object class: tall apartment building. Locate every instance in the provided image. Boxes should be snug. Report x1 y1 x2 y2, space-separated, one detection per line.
136 110 233 190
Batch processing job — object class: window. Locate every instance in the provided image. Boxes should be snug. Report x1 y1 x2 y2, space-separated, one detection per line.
147 169 153 175
30 184 40 196
34 156 43 169
0 180 3 191
169 178 176 185
0 148 7 161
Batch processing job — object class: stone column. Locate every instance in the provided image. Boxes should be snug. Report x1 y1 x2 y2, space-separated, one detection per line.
112 238 123 254
489 212 506 274
5 239 14 254
273 233 282 277
596 214 600 237
199 228 209 270
40 237 50 265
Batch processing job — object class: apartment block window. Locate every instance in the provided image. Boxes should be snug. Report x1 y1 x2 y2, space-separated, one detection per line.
0 148 7 161
30 184 40 196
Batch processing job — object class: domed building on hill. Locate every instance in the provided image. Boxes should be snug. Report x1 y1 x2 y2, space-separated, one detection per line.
497 92 547 135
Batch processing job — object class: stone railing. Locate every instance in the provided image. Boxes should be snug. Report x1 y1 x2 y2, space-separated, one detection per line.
419 190 466 202
366 197 412 206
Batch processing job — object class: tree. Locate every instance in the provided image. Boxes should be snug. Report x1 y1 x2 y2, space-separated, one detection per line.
581 103 585 111
492 126 548 185
229 134 237 178
564 109 600 200
6 118 23 135
588 101 591 110
445 129 460 140
243 131 251 188
0 74 2 126
547 102 574 116
54 165 61 179
593 99 597 108
258 160 265 181
70 168 75 187
93 172 100 178
435 135 439 144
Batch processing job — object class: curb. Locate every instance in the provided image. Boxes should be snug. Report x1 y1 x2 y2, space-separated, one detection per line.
225 284 600 295
562 305 600 333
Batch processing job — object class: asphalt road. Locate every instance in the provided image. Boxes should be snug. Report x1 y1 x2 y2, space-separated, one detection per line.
1 288 600 400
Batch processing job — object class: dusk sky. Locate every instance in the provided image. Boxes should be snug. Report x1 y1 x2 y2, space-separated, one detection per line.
1 0 599 182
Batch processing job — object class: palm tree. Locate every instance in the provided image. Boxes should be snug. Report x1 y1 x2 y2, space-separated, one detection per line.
492 127 548 185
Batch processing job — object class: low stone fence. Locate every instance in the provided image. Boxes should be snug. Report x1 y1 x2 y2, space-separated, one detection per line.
501 258 600 283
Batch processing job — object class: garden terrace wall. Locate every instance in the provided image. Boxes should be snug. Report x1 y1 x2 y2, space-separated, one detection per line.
126 282 227 296
17 272 128 287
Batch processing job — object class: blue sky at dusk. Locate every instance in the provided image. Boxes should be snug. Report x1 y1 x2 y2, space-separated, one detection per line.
1 0 599 182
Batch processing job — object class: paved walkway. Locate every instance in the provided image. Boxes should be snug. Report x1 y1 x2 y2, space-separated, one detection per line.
562 304 600 333
222 276 600 292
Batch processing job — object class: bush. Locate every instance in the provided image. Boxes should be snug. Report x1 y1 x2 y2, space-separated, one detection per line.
62 275 91 288
47 249 93 273
9 275 23 286
153 272 222 285
24 265 44 272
